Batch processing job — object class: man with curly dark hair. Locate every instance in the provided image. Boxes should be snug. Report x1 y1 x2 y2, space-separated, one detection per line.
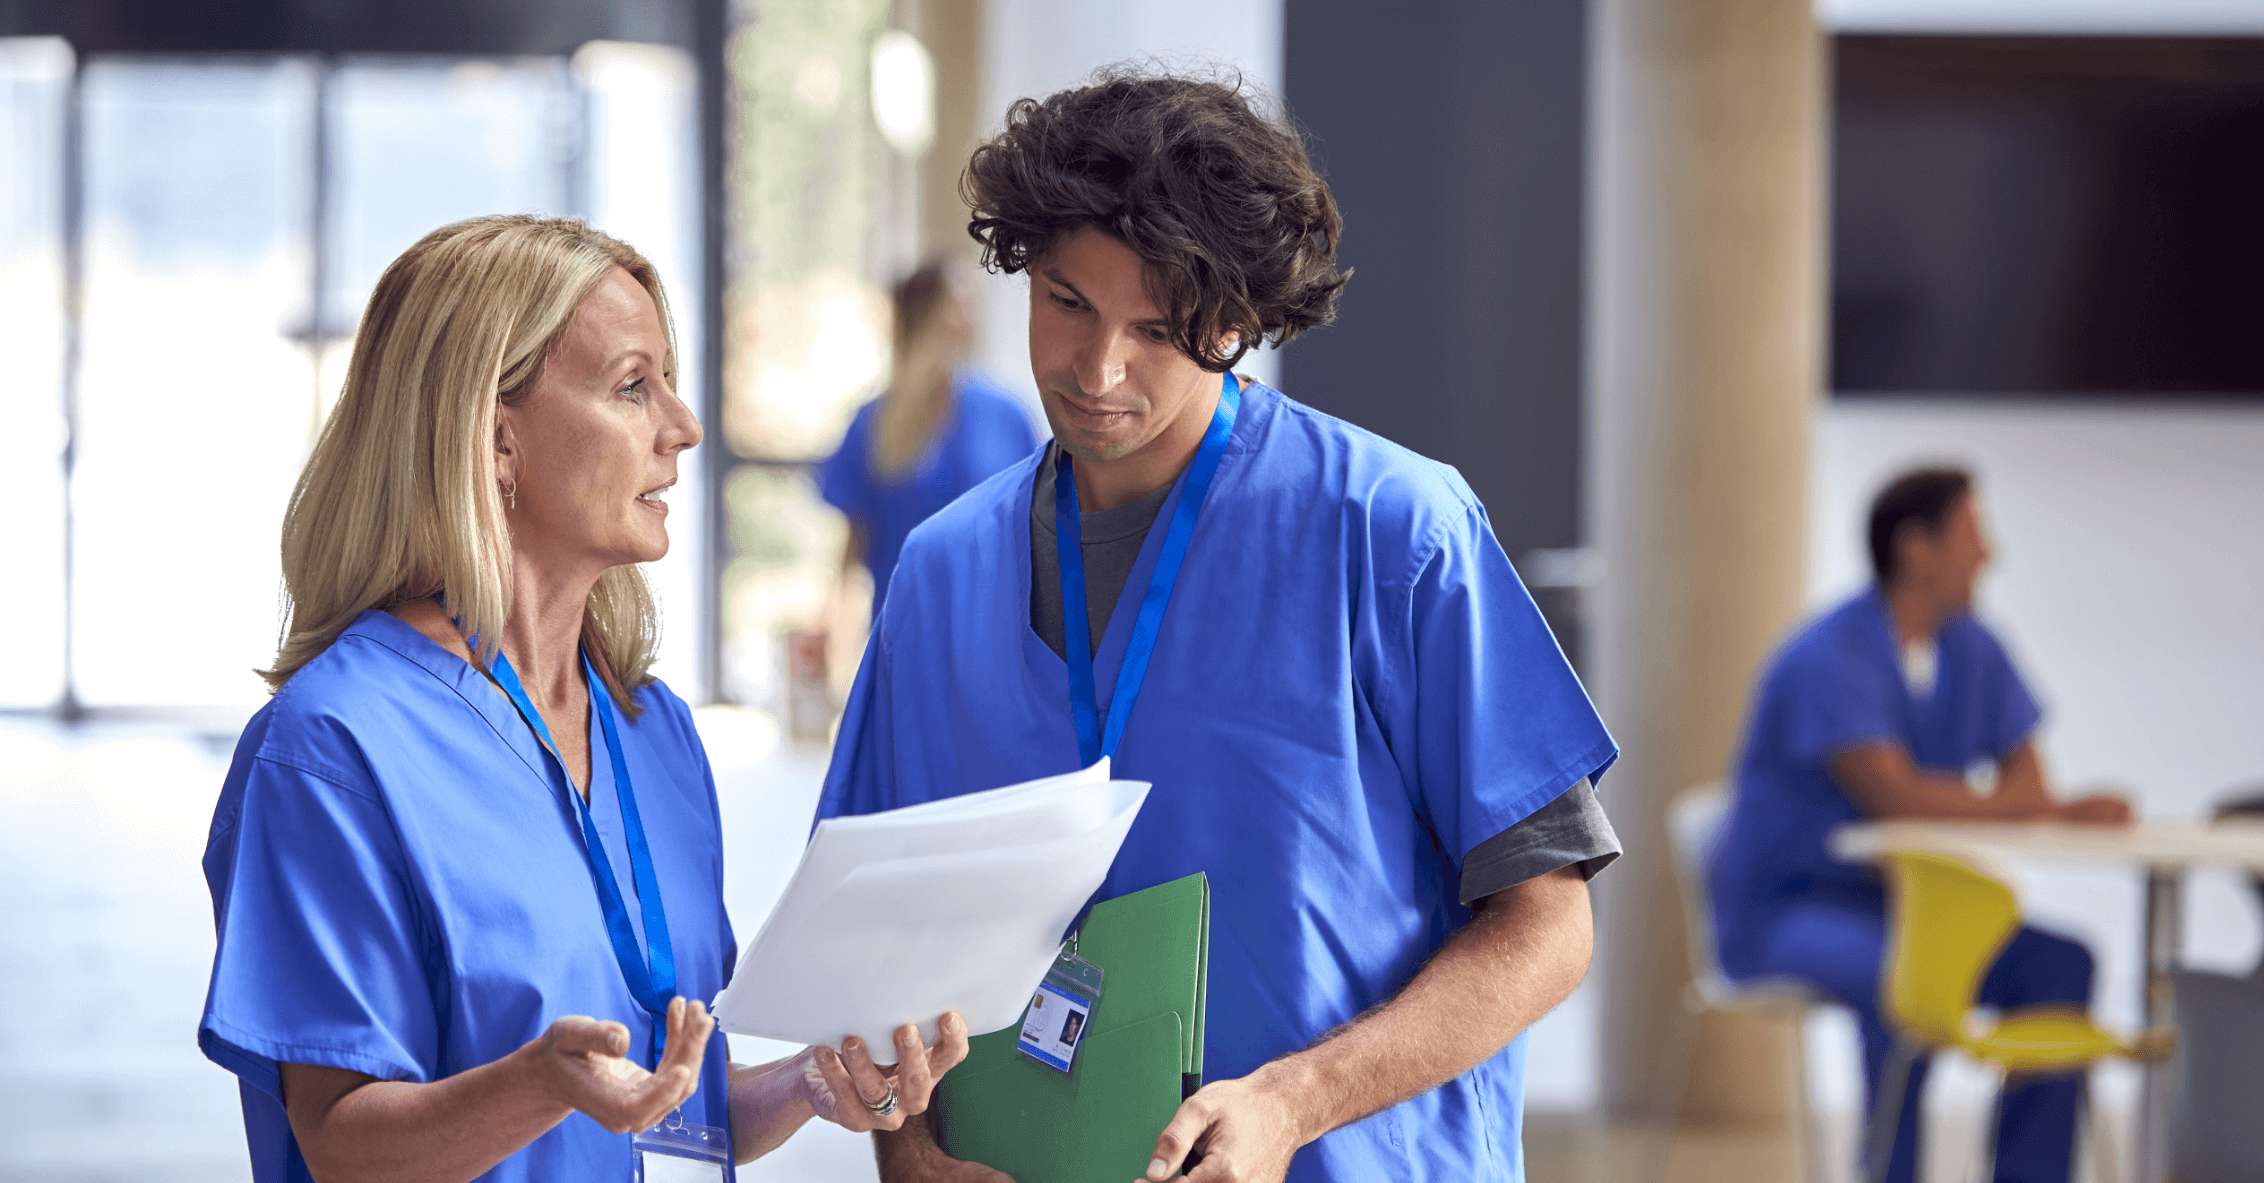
817 69 1620 1183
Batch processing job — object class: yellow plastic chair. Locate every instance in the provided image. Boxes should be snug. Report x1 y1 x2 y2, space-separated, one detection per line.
1868 850 2172 1183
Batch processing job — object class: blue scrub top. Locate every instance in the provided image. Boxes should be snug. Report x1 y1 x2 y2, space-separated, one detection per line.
1706 589 2042 968
816 369 1044 615
199 611 737 1183
818 380 1617 1183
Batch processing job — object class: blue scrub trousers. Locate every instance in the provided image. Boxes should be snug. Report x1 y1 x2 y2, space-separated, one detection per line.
1738 897 2092 1183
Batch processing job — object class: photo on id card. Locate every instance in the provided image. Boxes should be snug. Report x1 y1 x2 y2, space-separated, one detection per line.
1016 979 1094 1072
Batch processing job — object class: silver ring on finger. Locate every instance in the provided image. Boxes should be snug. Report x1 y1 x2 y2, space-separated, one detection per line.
863 1080 899 1118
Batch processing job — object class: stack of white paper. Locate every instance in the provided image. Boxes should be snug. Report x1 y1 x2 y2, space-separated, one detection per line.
711 759 1150 1063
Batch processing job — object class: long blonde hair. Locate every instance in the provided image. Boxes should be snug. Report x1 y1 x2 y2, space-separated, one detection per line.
264 215 675 714
870 262 963 477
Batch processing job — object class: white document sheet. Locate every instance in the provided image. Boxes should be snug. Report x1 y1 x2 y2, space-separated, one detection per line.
711 761 1150 1063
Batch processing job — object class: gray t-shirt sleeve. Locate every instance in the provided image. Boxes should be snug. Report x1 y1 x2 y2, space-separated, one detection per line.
1457 779 1621 905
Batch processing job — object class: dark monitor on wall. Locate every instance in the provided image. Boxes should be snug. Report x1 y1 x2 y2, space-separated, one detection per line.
1831 34 2264 397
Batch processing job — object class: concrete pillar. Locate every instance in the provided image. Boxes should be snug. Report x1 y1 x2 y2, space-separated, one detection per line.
1586 0 1827 1131
912 0 984 262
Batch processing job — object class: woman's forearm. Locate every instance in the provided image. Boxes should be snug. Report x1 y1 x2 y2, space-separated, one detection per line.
285 1004 713 1183
727 1052 821 1163
282 1045 572 1183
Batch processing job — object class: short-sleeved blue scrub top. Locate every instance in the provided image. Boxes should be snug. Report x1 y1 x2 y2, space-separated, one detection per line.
199 611 738 1183
1705 588 2043 970
816 369 1043 615
817 380 1618 1183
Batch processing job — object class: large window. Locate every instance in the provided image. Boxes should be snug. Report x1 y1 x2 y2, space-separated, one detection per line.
717 0 923 711
0 36 704 714
0 38 71 709
73 57 319 707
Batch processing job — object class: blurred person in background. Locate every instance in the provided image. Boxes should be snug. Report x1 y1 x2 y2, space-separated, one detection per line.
818 261 1043 619
1706 466 2133 1183
820 71 1619 1183
198 215 966 1183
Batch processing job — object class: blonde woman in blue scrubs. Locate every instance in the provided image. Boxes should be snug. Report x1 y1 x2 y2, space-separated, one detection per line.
199 216 966 1183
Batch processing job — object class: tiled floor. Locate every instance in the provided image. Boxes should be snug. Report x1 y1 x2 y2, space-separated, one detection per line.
0 713 2130 1183
703 710 880 1182
0 710 883 1183
0 720 251 1183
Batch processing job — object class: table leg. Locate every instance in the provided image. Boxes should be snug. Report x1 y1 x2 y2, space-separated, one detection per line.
2133 868 2182 1183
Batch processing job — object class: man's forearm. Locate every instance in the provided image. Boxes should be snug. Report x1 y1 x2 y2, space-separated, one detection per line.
1833 742 2053 822
874 1109 946 1180
727 1053 819 1164
1878 775 2043 820
1259 865 1593 1142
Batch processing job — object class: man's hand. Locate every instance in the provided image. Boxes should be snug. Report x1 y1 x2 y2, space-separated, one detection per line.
1135 867 1594 1183
1139 1067 1308 1183
530 997 713 1134
2054 792 2134 827
804 1014 973 1133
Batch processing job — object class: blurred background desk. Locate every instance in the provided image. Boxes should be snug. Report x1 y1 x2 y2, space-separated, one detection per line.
1831 819 2264 1183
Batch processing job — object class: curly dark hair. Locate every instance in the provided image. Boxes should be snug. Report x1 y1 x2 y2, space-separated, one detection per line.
962 67 1349 372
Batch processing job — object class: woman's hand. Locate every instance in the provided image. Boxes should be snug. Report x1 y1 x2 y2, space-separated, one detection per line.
280 999 718 1183
803 1012 972 1133
531 996 715 1134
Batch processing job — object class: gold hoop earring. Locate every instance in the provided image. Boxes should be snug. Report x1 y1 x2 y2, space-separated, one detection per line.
502 480 518 511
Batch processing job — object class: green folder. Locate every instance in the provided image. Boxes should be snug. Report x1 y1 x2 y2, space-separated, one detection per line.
936 873 1209 1182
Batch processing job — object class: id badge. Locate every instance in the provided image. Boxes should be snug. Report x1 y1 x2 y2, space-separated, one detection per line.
634 1111 730 1183
1016 948 1105 1074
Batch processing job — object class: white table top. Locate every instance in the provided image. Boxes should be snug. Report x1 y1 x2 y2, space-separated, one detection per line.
1831 818 2264 872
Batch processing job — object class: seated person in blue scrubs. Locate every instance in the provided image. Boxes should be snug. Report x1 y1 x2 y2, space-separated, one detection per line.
199 215 968 1183
817 72 1622 1183
1706 466 2133 1183
818 261 1042 618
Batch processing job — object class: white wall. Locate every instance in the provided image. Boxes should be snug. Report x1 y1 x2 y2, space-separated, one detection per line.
969 0 1286 417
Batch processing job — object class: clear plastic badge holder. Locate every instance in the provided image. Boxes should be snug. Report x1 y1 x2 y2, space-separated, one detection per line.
634 1109 730 1183
1016 941 1106 1075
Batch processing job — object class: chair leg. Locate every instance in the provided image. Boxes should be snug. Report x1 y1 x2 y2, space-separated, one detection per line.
1865 1038 1923 1183
2081 1075 2118 1183
1644 984 1706 1183
1974 1064 2004 1183
1982 1068 2111 1183
1788 1008 1824 1183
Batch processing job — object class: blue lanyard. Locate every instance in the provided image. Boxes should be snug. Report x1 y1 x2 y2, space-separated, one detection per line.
1056 371 1241 766
489 650 678 1062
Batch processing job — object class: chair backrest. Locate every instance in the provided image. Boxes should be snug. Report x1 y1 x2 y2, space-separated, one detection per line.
1882 850 2021 1047
1667 783 1732 987
2169 969 2264 1183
